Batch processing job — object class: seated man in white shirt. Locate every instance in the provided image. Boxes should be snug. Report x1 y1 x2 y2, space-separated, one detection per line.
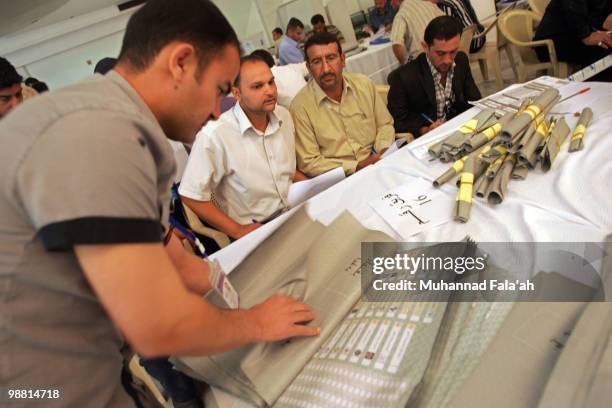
179 54 308 240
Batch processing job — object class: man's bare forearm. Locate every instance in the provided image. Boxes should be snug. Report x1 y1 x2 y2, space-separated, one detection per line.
165 233 211 294
392 43 406 65
181 196 242 238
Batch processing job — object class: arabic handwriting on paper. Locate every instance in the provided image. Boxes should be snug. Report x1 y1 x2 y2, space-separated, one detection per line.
381 193 433 225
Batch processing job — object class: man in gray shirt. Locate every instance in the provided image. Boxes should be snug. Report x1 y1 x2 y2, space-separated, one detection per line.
0 0 319 406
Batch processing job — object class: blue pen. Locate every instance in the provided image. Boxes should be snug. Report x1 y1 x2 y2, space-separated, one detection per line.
168 215 208 258
420 112 434 124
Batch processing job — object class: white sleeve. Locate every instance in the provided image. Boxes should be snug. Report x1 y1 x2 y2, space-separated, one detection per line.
178 127 226 202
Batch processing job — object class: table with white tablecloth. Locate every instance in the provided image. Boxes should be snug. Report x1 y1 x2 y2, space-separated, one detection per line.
345 41 399 85
198 79 612 407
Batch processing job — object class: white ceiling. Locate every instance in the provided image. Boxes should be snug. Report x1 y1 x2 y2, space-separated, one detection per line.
0 0 127 37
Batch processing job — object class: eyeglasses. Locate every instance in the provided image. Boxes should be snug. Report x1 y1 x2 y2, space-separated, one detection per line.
308 53 340 68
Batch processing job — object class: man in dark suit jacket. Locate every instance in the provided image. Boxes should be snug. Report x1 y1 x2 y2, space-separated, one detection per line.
534 0 611 81
387 15 481 137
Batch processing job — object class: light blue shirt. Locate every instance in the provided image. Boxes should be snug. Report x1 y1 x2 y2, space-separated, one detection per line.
278 35 304 66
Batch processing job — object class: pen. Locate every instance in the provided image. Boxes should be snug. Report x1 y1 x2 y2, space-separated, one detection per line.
420 112 434 124
168 215 207 258
558 87 591 103
253 208 285 224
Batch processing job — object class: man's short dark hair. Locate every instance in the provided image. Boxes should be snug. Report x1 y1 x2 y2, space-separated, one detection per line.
0 57 22 89
304 32 343 63
311 14 325 25
424 15 462 46
273 27 283 35
287 17 304 32
24 77 49 93
118 0 240 73
94 57 117 75
234 54 268 87
250 49 275 68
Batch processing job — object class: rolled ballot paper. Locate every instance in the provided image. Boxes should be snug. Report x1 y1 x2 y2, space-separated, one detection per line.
443 109 496 148
518 118 548 167
541 117 570 171
487 154 517 204
512 162 529 180
501 88 559 142
474 172 492 198
465 111 514 151
485 153 506 179
434 142 492 187
431 109 496 161
569 108 594 152
434 155 467 187
481 144 508 165
457 144 491 188
428 139 444 157
453 155 476 223
507 123 530 152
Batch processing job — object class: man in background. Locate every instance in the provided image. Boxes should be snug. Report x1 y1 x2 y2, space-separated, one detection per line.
272 27 284 58
279 17 306 65
387 16 481 136
180 54 307 240
309 14 345 42
290 32 395 177
0 57 23 119
390 0 443 64
534 0 612 81
436 0 485 53
368 0 397 33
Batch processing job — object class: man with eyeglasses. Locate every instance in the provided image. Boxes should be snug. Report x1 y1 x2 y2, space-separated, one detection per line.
290 32 395 177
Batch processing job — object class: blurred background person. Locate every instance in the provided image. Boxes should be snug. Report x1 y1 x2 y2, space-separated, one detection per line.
0 57 23 119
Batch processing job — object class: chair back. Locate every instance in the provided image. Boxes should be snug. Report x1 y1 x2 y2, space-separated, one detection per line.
459 24 476 56
498 9 541 64
527 0 550 18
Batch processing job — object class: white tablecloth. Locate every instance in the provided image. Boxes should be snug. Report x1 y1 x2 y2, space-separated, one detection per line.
203 79 612 407
345 42 399 85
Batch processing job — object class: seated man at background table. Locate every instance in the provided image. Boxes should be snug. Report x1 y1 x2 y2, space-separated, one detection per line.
290 32 395 177
279 17 306 65
0 57 23 120
533 0 612 82
436 0 485 53
368 0 398 33
272 27 284 58
390 0 443 64
250 49 308 108
308 14 345 42
387 16 481 137
179 54 308 240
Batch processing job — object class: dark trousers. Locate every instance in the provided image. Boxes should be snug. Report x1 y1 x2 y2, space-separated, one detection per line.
139 357 201 406
535 33 612 82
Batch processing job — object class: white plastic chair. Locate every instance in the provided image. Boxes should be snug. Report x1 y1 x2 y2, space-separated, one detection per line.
498 9 569 82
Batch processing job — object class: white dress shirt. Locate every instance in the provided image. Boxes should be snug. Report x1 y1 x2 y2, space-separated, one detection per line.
179 103 296 224
271 62 308 108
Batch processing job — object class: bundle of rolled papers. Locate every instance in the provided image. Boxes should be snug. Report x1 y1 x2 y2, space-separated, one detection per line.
429 88 582 223
569 108 593 152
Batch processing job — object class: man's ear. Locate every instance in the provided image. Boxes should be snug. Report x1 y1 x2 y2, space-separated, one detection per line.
168 43 197 82
421 40 429 54
231 85 240 101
